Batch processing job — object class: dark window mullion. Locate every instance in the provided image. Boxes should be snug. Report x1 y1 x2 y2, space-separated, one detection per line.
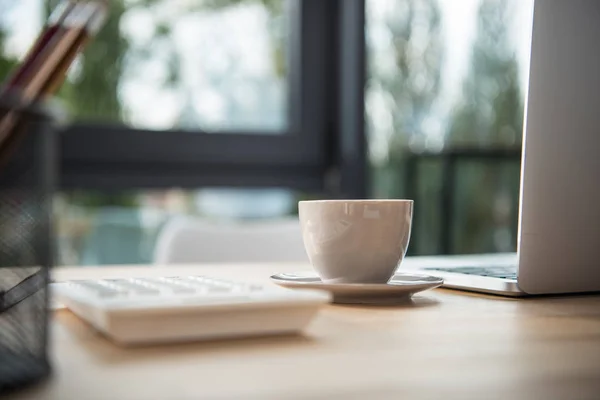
60 125 311 165
288 0 336 154
59 0 337 191
336 0 367 199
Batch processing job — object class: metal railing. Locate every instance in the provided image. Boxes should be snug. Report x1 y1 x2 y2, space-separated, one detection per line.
404 147 522 255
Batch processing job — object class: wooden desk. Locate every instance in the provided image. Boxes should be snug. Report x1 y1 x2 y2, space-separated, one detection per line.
8 263 600 400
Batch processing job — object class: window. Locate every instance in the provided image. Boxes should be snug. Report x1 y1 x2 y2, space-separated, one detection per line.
9 0 288 132
116 0 289 132
366 0 534 255
2 0 536 263
50 0 289 132
0 0 349 188
53 0 338 191
55 188 316 266
1 0 366 265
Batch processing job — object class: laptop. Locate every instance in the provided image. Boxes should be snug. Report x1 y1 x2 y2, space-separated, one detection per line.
412 0 600 297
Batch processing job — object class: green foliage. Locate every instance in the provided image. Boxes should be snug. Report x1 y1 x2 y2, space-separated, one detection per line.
185 0 286 78
64 191 139 209
368 0 444 237
44 0 128 122
43 0 133 208
385 0 443 151
366 0 445 255
200 0 282 14
368 0 443 201
447 0 523 147
0 29 18 82
446 0 523 254
368 0 524 255
0 0 20 85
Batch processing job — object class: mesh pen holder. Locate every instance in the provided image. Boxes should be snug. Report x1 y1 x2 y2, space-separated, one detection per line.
0 93 57 394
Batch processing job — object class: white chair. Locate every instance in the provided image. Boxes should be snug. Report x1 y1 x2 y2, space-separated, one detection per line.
153 216 309 264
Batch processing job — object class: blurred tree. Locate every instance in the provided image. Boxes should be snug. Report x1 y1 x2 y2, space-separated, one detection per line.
447 0 523 147
184 0 285 77
45 0 128 122
2 0 292 265
0 2 19 84
0 31 18 81
446 0 523 253
41 0 285 210
368 0 443 193
125 0 285 94
43 0 134 208
385 0 443 145
366 0 444 254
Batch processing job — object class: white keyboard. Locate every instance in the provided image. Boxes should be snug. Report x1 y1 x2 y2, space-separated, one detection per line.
51 276 331 346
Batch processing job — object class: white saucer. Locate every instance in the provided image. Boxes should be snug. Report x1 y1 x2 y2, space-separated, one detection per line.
270 271 443 304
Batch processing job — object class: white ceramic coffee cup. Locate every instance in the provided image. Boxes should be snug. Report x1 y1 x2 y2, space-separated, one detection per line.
298 199 413 284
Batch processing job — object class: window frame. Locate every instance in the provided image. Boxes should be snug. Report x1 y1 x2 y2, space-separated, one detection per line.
58 0 366 197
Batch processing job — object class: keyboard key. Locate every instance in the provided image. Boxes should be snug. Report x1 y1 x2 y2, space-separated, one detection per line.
67 276 269 300
186 276 240 292
424 266 517 280
247 284 265 292
138 278 197 294
105 279 160 295
70 281 124 298
180 295 250 305
206 286 232 293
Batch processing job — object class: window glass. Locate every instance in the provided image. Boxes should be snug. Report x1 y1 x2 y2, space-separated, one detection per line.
55 188 313 266
366 0 534 255
0 0 289 132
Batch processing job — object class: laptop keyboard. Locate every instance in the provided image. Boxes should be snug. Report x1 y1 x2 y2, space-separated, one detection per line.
424 266 517 280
